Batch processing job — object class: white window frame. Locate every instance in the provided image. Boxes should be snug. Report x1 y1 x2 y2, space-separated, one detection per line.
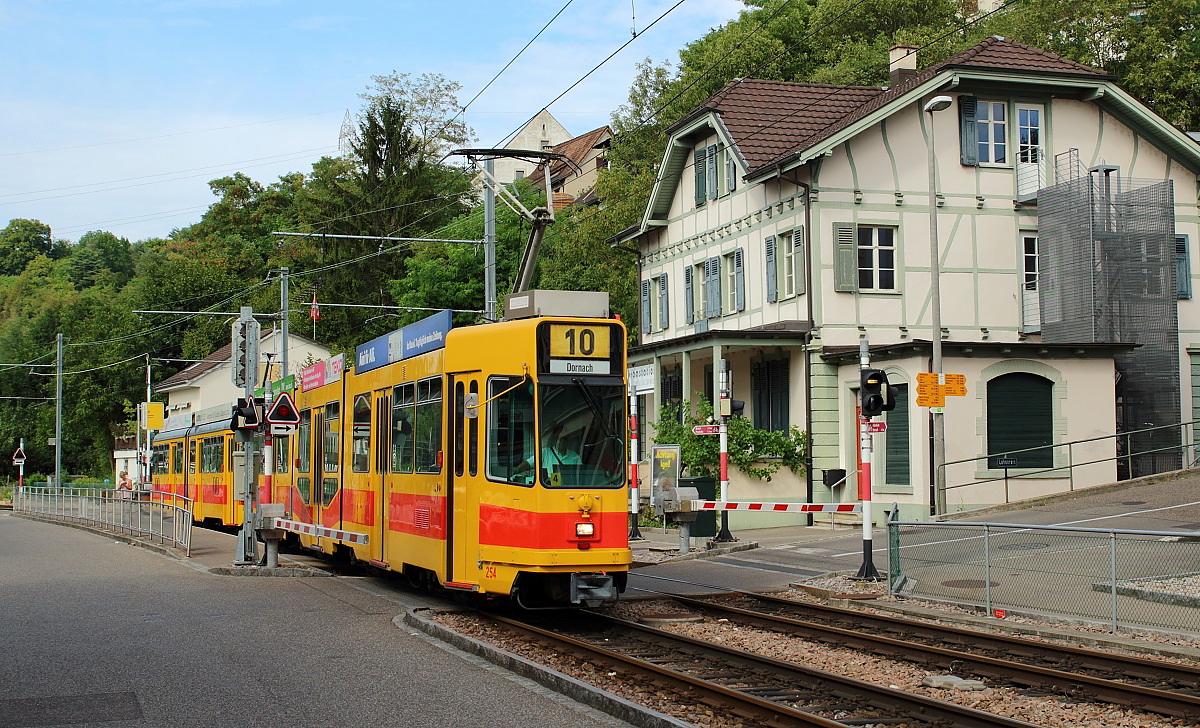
723 251 738 313
857 225 897 292
692 262 706 321
976 100 1008 166
782 229 798 298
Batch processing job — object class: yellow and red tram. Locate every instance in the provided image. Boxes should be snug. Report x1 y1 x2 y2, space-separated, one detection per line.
154 296 631 607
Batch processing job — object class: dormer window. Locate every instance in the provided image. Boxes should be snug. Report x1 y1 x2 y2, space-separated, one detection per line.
694 142 733 207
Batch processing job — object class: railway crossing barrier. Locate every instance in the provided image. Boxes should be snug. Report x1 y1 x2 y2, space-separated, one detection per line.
659 498 862 553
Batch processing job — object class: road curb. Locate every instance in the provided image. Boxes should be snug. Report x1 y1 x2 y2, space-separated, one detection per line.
402 608 691 728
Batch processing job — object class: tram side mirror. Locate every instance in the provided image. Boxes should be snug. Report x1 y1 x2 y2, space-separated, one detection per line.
465 392 479 419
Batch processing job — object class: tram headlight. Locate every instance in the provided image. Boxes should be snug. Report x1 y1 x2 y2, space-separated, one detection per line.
575 522 595 538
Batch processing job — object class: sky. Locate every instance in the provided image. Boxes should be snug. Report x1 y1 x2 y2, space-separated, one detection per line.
0 0 745 243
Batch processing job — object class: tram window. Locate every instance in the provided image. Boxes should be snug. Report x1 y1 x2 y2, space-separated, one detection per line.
414 377 442 474
189 440 197 474
321 477 338 507
297 476 311 505
469 381 479 476
352 393 371 473
200 436 224 473
487 375 534 484
275 435 289 474
297 410 311 473
171 443 182 474
454 382 465 477
375 393 390 473
151 445 169 475
392 383 415 473
323 402 340 472
537 381 626 489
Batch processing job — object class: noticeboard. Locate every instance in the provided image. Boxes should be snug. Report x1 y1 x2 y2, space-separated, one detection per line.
650 445 681 507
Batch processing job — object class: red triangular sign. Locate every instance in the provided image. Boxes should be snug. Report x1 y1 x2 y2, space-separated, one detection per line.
12 446 25 464
265 392 301 426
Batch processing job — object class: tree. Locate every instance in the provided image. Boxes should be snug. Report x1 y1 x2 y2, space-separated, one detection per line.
0 219 53 276
358 72 475 162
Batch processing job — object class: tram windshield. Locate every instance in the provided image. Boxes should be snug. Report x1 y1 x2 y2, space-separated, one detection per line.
536 379 625 488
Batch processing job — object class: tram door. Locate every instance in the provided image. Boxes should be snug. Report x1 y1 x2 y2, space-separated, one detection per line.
372 388 391 566
447 373 481 585
313 401 341 550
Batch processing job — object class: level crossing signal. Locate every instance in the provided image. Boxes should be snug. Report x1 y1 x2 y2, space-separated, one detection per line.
265 392 300 426
230 397 263 430
860 368 898 418
12 445 25 465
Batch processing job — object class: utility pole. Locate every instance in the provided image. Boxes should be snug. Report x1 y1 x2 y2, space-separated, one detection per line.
483 159 497 321
279 267 290 380
55 333 63 488
713 358 736 543
232 307 260 565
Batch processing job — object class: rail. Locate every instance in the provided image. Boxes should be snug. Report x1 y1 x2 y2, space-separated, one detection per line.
887 514 1200 634
938 419 1199 510
13 486 193 555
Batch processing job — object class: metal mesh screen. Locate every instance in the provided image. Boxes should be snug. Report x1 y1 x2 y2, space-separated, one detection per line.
1039 160 1180 476
890 521 1200 634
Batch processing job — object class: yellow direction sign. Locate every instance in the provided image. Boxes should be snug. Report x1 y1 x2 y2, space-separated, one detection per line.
916 381 941 396
944 384 968 397
943 373 966 386
916 372 938 385
915 392 945 407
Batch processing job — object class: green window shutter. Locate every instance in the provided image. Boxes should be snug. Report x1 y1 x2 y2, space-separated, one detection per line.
684 266 694 324
640 279 651 334
694 147 707 207
765 236 777 303
707 144 719 200
705 256 721 317
1176 234 1191 300
987 373 1053 468
958 95 978 166
884 383 910 484
733 247 745 311
658 273 669 328
794 227 806 296
833 223 857 292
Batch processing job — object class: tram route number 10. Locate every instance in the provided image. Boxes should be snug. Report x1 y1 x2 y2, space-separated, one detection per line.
549 324 610 359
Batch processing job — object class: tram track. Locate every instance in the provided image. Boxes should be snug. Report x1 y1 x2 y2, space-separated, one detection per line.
677 592 1200 720
480 609 1041 728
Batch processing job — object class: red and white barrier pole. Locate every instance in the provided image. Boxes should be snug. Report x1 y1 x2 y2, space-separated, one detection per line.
628 392 643 541
855 338 882 580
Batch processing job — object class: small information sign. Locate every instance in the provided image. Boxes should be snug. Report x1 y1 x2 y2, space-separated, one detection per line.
866 421 887 433
691 424 720 435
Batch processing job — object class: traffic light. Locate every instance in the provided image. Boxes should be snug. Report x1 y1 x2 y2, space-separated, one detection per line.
860 368 898 417
231 397 261 430
230 315 260 388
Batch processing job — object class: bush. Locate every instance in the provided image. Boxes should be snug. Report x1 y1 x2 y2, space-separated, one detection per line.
651 400 807 481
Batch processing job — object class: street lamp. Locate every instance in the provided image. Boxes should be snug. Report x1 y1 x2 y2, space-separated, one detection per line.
924 95 952 515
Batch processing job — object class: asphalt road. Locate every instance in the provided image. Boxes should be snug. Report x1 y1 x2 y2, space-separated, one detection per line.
0 513 632 728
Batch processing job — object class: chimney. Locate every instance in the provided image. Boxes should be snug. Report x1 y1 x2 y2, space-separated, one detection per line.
889 44 918 86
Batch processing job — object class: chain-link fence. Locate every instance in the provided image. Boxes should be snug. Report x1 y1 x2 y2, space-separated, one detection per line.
887 516 1200 634
13 486 193 555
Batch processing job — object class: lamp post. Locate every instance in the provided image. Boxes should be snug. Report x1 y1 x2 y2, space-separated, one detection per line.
924 95 952 515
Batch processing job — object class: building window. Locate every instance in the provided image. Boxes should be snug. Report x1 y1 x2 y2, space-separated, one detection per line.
1017 106 1041 164
684 262 706 323
694 142 729 206
514 169 524 179
976 100 1007 165
661 369 683 424
986 373 1053 468
720 249 745 314
704 257 722 319
1021 233 1041 333
751 358 789 432
640 275 670 333
857 226 896 291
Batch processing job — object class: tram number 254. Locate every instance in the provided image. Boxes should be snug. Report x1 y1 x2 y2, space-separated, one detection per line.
483 565 498 579
549 325 610 359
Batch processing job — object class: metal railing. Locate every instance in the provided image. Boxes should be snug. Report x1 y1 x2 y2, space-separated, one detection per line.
939 420 1200 510
887 515 1200 634
13 486 193 555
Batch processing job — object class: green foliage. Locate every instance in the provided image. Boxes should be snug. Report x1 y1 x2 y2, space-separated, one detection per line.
0 219 54 276
651 399 807 481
